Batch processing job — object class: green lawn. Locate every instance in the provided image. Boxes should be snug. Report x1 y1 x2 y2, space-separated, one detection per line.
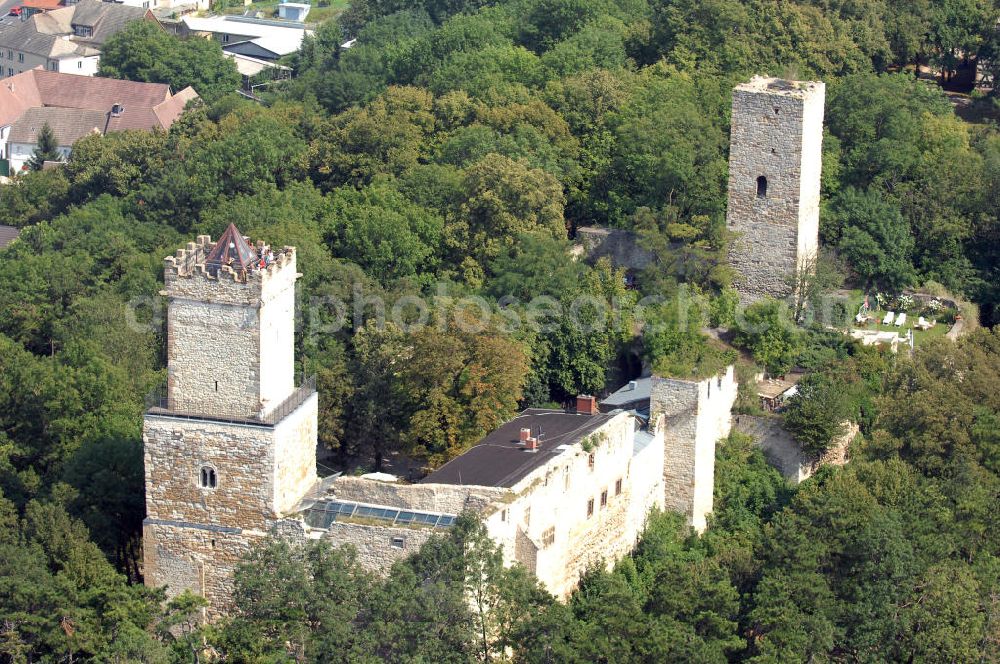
844 290 954 348
223 0 349 24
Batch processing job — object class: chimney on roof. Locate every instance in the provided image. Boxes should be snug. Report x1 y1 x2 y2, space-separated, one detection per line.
519 427 531 443
525 436 538 452
627 380 637 391
576 395 598 415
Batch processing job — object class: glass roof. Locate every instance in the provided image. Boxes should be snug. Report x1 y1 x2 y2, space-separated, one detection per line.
304 499 458 530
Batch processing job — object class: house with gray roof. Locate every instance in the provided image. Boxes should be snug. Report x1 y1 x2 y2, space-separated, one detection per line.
0 0 154 79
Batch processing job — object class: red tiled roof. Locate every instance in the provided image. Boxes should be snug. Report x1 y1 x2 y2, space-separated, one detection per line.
22 0 64 9
152 86 197 128
0 69 198 134
8 106 105 146
0 71 42 128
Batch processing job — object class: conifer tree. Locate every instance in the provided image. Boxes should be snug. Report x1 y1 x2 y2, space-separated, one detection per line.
27 122 61 171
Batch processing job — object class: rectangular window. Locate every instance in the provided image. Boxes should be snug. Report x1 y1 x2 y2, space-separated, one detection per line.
6 50 11 59
615 478 622 496
390 536 405 549
563 466 570 490
77 61 83 69
600 490 608 508
588 453 595 470
541 527 555 547
586 499 594 518
17 53 23 63
500 509 507 522
524 506 530 526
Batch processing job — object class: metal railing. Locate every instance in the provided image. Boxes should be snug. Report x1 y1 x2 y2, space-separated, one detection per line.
145 375 316 427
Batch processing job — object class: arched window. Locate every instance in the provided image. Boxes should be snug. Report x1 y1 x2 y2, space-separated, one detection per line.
200 466 217 489
756 175 768 198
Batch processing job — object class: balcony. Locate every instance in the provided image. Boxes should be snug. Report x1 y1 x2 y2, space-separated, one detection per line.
145 375 316 427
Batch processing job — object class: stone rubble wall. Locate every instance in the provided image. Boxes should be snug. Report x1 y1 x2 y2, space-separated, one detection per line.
143 520 267 617
735 415 858 483
726 79 824 303
166 299 262 416
327 476 508 515
734 414 810 483
317 521 438 571
574 226 657 270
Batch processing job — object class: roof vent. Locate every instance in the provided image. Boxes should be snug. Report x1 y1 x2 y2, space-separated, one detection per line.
110 103 124 117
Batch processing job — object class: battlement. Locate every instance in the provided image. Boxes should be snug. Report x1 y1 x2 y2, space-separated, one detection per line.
735 76 824 99
162 230 298 306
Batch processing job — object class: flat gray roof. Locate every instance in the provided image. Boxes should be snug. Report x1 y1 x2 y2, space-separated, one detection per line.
421 408 616 488
600 377 651 407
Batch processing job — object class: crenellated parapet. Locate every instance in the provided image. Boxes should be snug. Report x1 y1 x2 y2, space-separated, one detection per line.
162 232 298 307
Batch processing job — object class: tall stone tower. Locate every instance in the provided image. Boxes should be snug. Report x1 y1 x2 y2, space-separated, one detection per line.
726 76 825 303
143 224 317 615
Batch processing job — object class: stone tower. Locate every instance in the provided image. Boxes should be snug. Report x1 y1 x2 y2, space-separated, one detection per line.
726 76 825 303
650 366 737 533
142 225 317 615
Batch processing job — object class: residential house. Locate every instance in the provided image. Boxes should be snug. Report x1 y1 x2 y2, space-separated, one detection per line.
181 14 309 61
0 0 156 78
0 68 197 171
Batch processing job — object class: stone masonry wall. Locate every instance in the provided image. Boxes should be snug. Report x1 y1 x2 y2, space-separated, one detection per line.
144 415 278 528
143 521 267 617
319 522 438 571
726 77 824 303
651 366 737 532
328 477 507 515
575 226 657 270
272 394 319 516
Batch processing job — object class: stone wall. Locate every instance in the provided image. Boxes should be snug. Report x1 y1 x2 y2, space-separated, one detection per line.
726 77 824 303
319 521 438 571
328 477 507 515
735 415 858 483
574 226 657 270
143 520 267 616
651 366 737 532
144 415 278 528
273 394 319 515
734 414 810 483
